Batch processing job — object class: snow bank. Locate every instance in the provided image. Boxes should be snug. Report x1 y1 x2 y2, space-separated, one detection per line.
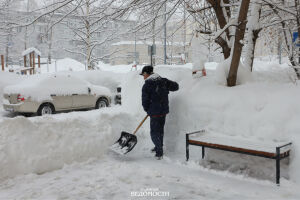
215 58 252 85
0 68 132 180
253 61 289 71
70 70 124 94
0 108 136 180
98 63 144 73
119 65 300 183
40 58 86 73
1 61 300 186
167 75 300 182
0 72 25 101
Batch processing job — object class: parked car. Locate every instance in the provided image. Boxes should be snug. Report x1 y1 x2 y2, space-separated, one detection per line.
3 74 111 116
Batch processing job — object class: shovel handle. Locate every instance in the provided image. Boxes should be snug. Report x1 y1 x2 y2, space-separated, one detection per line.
133 115 149 135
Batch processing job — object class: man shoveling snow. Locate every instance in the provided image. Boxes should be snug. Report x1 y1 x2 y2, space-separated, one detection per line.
140 65 179 159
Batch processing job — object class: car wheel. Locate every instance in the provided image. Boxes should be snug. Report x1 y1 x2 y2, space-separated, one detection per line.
96 98 108 109
37 103 55 116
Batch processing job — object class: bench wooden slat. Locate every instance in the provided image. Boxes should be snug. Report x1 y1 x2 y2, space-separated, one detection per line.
189 134 291 153
186 131 292 185
189 139 277 158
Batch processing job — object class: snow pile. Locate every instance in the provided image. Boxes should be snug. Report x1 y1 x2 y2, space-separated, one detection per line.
98 63 144 73
119 65 300 183
205 62 218 70
40 58 86 73
0 72 25 102
191 36 208 71
98 62 193 74
215 58 252 85
0 108 136 180
70 70 124 94
167 75 300 182
3 74 111 102
121 72 144 114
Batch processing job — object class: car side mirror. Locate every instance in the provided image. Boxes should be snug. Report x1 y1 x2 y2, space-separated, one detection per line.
88 87 91 94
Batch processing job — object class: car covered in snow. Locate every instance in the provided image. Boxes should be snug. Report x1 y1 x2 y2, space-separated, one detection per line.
2 74 111 116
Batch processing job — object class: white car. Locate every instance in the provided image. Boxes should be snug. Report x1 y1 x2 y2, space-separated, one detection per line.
3 74 111 116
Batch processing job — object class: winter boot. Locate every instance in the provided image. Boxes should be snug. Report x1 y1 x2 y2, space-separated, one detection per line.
155 152 163 160
150 147 156 153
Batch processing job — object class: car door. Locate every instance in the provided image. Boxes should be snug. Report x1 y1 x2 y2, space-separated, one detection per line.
47 76 73 111
71 82 95 109
51 95 73 110
72 92 94 108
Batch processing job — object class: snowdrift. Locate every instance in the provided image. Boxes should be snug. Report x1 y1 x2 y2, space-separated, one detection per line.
215 58 252 85
0 109 136 180
40 58 86 73
0 72 25 102
121 66 300 183
1 62 300 186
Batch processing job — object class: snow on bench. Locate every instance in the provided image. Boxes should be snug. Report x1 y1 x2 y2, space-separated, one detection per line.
185 130 292 185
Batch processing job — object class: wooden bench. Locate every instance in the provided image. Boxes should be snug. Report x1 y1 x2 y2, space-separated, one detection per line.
186 130 292 185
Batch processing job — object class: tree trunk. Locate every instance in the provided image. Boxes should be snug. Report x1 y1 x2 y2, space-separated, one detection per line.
295 0 300 47
295 0 300 78
86 0 92 70
249 30 260 71
244 0 262 71
215 37 231 59
48 27 53 64
227 0 250 87
152 18 156 66
5 32 9 68
274 0 298 77
207 0 231 59
244 28 261 72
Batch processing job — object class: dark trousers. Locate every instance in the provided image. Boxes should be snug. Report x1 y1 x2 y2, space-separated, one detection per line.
150 115 166 156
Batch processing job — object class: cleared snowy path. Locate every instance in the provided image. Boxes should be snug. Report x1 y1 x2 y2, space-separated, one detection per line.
0 151 298 200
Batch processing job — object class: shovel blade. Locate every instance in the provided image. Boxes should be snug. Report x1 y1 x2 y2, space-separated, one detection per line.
110 131 138 154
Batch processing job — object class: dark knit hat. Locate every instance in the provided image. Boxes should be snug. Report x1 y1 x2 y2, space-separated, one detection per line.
140 65 153 75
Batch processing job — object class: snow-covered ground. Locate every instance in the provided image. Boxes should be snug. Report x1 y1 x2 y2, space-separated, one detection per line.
0 58 300 199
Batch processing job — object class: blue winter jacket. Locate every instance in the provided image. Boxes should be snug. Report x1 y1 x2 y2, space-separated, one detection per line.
142 73 179 116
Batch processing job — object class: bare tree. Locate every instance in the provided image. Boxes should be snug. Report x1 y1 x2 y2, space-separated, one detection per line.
60 0 126 69
0 0 21 67
2 0 299 82
227 0 251 86
244 0 263 71
186 0 299 85
263 0 300 78
186 0 250 86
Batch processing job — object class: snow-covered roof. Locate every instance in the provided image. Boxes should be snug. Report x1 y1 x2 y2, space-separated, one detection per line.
22 47 41 56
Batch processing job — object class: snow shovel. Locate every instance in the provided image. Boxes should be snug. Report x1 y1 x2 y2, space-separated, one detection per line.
110 115 149 155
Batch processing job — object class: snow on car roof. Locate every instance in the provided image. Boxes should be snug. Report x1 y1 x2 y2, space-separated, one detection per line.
4 74 111 102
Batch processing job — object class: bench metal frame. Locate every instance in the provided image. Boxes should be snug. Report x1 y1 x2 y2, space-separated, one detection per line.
186 130 292 185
